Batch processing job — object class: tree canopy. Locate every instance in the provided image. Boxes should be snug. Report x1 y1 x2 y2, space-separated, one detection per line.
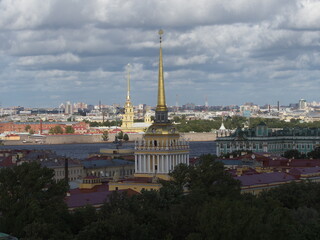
3 155 320 239
173 115 320 132
123 133 129 141
0 162 70 239
65 126 75 134
49 125 64 134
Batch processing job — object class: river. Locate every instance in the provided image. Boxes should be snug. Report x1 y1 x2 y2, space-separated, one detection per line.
0 141 216 159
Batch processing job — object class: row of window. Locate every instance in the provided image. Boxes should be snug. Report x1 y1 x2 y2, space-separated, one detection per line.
89 168 135 177
219 142 316 151
55 168 83 177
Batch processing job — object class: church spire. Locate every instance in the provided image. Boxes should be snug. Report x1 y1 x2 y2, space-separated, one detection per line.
155 29 169 123
126 63 131 101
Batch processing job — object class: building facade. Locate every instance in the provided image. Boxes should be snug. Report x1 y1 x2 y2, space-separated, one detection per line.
216 123 320 156
0 121 89 134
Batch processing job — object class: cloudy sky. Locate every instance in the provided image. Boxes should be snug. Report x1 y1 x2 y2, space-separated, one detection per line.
0 0 320 108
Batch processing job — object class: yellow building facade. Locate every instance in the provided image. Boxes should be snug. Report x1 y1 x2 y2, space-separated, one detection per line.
121 64 152 133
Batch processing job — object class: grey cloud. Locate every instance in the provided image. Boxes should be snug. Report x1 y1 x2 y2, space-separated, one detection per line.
1 0 320 107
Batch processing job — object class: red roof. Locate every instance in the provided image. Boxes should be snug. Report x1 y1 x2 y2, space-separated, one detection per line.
65 183 139 209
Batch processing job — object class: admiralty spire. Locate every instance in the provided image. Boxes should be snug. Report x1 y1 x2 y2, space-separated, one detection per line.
134 30 190 181
155 29 169 123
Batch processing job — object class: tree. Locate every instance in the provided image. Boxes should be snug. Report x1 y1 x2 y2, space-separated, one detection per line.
0 162 70 239
308 147 320 159
283 149 302 159
123 133 129 142
25 125 31 132
29 129 35 134
49 125 64 134
117 131 124 140
65 126 75 134
170 154 241 199
102 131 109 141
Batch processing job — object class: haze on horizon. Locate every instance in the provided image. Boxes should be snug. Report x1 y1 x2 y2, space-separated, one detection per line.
0 0 320 108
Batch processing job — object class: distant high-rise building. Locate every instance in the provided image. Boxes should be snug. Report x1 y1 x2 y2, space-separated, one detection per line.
299 99 307 110
65 101 73 114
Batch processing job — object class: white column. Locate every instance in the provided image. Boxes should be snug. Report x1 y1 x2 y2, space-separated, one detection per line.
138 155 141 173
135 155 138 172
162 155 164 173
166 155 169 172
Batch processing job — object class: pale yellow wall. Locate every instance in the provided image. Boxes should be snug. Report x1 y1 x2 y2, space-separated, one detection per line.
134 173 171 181
109 182 162 192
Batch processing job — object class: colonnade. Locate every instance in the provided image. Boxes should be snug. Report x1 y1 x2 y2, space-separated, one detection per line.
135 138 189 149
135 153 189 174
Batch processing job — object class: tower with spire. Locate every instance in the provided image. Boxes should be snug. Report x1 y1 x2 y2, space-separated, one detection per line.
134 30 190 180
121 64 134 129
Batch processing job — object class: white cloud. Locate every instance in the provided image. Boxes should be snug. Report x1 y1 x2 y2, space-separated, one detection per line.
16 53 80 66
1 0 320 106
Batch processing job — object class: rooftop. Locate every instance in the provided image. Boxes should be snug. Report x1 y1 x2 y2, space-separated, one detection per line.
81 159 134 169
235 172 296 186
65 183 138 209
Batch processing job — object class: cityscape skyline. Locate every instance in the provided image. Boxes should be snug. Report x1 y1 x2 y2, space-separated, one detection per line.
1 0 320 107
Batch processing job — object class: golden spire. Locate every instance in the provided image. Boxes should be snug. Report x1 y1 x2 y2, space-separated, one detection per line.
156 29 168 112
126 63 131 101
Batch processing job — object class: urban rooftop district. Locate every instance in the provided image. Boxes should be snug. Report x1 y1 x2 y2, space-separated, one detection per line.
1 98 319 125
2 1 320 238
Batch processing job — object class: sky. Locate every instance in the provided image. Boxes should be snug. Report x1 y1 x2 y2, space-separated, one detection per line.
1 0 320 108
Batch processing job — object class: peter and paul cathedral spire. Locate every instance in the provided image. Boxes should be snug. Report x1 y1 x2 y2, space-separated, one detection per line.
155 29 169 124
127 64 130 101
121 63 134 129
126 63 132 105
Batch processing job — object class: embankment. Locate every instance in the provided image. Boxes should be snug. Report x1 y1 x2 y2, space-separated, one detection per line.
2 132 216 145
